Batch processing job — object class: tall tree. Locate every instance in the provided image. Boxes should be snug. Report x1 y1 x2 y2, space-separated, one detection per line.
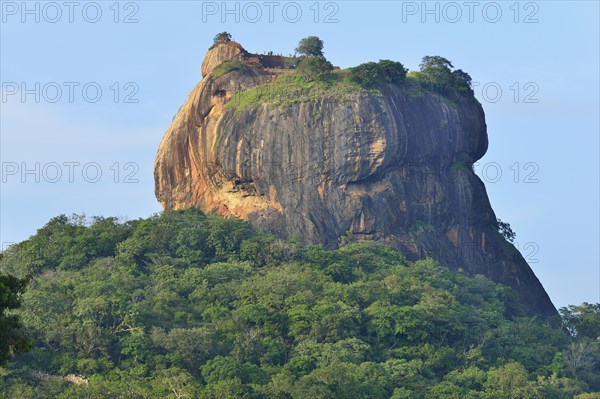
213 32 232 45
419 55 455 87
295 36 324 57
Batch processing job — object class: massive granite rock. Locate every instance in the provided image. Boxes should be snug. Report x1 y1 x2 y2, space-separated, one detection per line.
154 43 557 318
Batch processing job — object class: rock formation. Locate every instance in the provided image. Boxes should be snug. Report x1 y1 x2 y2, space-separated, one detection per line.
154 42 557 318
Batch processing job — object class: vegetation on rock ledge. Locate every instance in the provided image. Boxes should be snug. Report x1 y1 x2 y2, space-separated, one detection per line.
210 34 476 113
348 60 408 88
212 60 249 79
224 72 376 114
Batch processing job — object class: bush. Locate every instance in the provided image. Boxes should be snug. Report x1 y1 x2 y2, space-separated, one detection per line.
416 55 473 94
349 60 407 87
297 56 333 81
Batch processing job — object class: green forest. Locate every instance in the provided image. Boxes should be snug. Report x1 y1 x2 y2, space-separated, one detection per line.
1 209 599 398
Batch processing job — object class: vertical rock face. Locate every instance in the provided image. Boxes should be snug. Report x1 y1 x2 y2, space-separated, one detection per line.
154 43 557 318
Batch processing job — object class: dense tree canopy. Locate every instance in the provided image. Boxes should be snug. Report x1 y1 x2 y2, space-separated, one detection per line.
349 60 408 87
0 210 598 398
413 55 473 94
560 303 600 340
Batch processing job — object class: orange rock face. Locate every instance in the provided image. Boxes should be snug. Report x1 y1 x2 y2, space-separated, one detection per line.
154 42 557 318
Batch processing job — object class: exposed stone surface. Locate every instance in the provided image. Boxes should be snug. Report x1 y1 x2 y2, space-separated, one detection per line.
201 41 247 78
154 43 557 318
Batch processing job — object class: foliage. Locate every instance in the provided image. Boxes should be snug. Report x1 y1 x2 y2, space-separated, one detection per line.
560 303 600 339
297 56 333 81
215 49 477 115
452 69 472 90
225 72 374 114
412 55 473 95
0 273 31 365
1 209 598 397
576 394 600 399
210 31 232 49
212 60 249 79
349 60 408 88
495 218 516 244
295 36 324 57
559 304 600 391
419 56 455 86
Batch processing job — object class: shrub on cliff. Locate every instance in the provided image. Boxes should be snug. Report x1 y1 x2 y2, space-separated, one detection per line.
349 60 408 87
413 55 473 95
297 56 333 81
495 218 516 243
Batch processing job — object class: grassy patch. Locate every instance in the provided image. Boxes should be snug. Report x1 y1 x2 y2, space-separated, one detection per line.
225 72 378 114
212 60 248 79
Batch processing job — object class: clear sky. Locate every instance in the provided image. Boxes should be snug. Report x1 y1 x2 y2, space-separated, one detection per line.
1 0 598 309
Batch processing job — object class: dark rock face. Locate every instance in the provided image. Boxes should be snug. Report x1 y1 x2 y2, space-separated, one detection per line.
154 43 557 318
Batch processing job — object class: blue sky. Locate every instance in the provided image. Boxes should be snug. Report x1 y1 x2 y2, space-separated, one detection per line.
1 1 598 309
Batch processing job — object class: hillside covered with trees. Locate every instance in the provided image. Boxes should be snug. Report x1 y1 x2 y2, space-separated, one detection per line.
1 210 599 398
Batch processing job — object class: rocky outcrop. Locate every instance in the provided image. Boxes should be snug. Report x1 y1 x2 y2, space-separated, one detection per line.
154 42 557 318
201 41 247 77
